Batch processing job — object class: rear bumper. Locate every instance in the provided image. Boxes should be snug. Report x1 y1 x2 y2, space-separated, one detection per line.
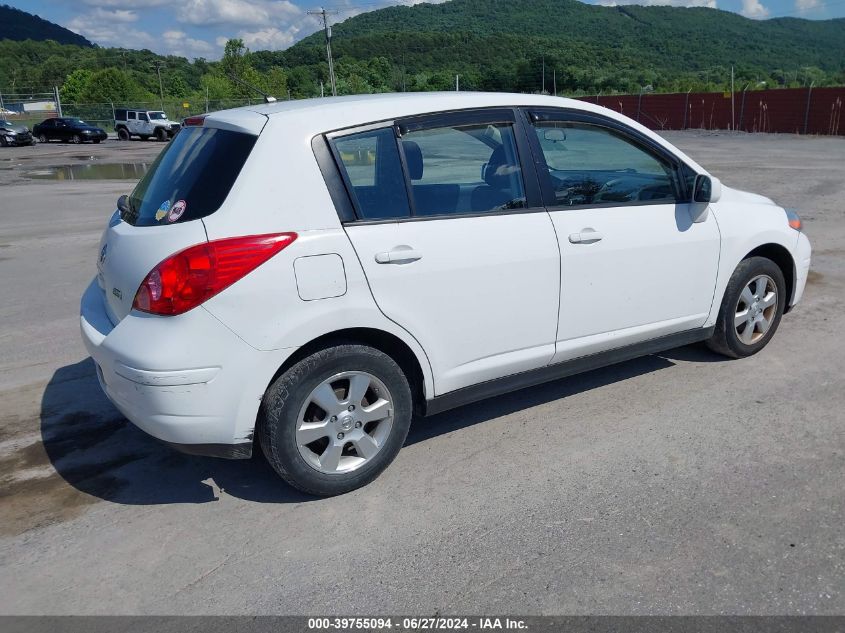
80 279 291 458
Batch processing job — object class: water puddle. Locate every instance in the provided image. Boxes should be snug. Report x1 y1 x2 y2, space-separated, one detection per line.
26 163 149 181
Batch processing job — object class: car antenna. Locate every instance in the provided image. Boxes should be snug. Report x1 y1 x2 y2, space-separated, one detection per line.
228 74 277 103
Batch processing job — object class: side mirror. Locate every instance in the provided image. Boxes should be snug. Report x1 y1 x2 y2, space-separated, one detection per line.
544 128 567 142
693 174 722 204
117 194 130 217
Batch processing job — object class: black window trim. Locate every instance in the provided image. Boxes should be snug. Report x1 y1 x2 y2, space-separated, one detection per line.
522 107 698 210
315 106 548 226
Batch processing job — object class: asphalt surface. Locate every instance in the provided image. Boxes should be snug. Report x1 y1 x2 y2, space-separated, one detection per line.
0 132 843 615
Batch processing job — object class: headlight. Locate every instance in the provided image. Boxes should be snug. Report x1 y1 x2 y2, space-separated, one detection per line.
785 208 802 231
6 130 16 135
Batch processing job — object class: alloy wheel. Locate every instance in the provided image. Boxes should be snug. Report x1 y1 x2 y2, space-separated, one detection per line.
295 371 394 474
734 274 777 345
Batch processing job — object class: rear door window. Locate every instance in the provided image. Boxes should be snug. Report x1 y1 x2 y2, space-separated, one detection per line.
332 127 411 220
124 126 256 226
399 122 525 216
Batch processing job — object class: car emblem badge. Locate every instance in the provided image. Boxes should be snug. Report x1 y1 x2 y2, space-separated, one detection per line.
112 288 123 301
99 244 108 264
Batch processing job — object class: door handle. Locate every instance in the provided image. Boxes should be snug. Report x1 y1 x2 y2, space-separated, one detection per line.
375 248 423 264
568 229 604 244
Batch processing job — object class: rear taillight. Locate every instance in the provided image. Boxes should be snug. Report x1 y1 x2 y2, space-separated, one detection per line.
183 114 207 126
133 233 297 316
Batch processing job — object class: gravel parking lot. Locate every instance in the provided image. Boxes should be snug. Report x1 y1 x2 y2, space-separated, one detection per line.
0 132 843 615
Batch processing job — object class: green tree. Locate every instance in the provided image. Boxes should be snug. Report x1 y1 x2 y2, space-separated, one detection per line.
166 73 189 98
80 67 143 103
60 69 93 103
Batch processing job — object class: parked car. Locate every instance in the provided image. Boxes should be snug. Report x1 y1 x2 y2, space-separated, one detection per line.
81 93 812 496
114 108 180 141
0 118 34 146
33 117 107 144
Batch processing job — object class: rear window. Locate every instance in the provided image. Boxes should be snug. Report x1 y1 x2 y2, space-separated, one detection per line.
124 127 256 226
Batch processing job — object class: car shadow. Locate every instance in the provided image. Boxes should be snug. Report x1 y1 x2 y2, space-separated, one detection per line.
40 349 707 505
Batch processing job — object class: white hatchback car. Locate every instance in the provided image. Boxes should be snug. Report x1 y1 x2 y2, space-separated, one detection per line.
81 93 811 495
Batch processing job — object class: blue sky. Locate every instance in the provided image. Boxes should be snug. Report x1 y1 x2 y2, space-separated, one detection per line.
9 0 844 59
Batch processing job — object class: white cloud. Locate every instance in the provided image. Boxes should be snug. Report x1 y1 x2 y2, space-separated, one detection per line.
66 17 157 48
161 30 216 56
89 7 139 22
81 0 170 6
595 0 717 7
65 16 216 58
740 0 769 17
794 0 820 12
236 26 298 50
176 0 300 27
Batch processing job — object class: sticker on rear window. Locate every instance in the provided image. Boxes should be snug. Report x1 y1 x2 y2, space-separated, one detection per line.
154 199 171 222
167 199 187 223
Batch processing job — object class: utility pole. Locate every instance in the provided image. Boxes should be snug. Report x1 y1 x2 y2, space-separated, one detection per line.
53 86 63 117
455 74 460 91
152 60 165 110
553 68 557 97
308 8 338 96
541 55 545 94
730 65 735 131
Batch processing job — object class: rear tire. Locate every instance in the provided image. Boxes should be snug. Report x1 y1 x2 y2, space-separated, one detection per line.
0 137 6 147
706 256 786 359
117 128 129 141
258 344 413 496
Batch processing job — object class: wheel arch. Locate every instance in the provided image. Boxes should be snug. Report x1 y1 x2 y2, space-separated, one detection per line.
743 242 796 312
263 327 429 416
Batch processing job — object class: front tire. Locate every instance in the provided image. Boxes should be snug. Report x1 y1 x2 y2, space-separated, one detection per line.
155 128 167 141
258 344 413 496
706 256 786 359
38 134 48 143
71 134 82 144
117 128 129 141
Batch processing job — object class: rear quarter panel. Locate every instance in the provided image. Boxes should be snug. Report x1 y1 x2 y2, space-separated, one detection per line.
199 115 435 398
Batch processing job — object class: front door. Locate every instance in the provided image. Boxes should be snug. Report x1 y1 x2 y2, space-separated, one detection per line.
331 110 561 395
523 110 721 362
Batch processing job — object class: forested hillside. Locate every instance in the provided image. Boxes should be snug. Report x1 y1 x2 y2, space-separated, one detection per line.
0 4 91 47
1 0 843 106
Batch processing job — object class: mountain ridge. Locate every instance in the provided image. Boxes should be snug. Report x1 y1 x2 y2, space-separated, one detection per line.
0 4 93 47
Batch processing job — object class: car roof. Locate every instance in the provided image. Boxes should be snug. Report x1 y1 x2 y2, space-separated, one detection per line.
204 91 706 173
207 92 598 137
251 92 586 127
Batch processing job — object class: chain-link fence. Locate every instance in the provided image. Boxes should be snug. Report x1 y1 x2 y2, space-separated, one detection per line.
0 94 258 131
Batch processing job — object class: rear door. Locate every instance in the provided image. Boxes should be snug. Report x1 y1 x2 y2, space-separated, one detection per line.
523 108 720 362
332 109 561 395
